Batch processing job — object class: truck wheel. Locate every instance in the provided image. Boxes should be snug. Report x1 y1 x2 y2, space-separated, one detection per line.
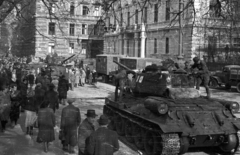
237 83 240 93
225 83 231 90
102 75 109 83
209 78 218 88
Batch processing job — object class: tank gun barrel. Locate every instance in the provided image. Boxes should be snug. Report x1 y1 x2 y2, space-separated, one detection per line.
113 60 136 74
61 54 76 65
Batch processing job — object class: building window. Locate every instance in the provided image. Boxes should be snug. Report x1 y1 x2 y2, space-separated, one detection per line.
154 4 158 23
127 40 130 55
82 43 86 54
120 13 123 26
49 3 55 14
69 43 74 54
83 6 89 15
48 43 55 54
48 22 55 35
166 0 170 21
127 12 130 26
135 9 138 24
166 37 169 54
69 24 75 36
144 7 147 23
234 38 240 47
209 0 221 17
70 3 74 15
94 6 100 16
154 38 157 54
82 24 87 35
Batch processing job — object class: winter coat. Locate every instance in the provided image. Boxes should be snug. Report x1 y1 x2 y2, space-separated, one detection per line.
60 104 81 146
87 127 119 155
75 70 80 84
28 74 35 85
37 107 55 142
78 118 96 154
44 90 58 112
0 91 11 121
58 77 69 99
34 86 45 111
24 96 37 112
10 90 21 121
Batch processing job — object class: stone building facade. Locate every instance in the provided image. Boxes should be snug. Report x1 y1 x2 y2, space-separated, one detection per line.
14 0 102 59
104 0 240 62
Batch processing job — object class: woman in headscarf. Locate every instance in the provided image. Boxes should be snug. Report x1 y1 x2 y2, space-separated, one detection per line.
24 87 38 135
37 101 55 153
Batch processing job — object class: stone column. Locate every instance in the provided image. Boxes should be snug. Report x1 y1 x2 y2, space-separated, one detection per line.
118 34 123 55
140 23 146 58
123 33 128 56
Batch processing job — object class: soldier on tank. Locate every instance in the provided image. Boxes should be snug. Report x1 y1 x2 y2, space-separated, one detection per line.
191 57 211 99
113 67 127 102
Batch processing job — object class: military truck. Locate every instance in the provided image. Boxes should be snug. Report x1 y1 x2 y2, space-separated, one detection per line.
96 54 125 82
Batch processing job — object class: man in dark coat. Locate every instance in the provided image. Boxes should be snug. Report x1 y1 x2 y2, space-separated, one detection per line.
60 98 81 154
113 68 127 102
34 83 45 113
58 75 69 105
44 83 59 112
191 57 211 99
87 115 119 155
78 109 98 155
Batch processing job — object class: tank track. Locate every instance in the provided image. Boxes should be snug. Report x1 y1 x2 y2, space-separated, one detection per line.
161 133 180 155
105 104 181 155
236 131 240 154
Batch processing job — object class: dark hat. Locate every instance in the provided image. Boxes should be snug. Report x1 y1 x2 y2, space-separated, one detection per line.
98 115 109 125
193 57 200 62
85 109 97 118
67 98 75 104
49 83 55 88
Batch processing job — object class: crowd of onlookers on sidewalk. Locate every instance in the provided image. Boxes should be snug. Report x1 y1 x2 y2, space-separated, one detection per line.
0 56 119 155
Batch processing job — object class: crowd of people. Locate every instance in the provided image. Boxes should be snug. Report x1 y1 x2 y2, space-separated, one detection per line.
0 56 119 155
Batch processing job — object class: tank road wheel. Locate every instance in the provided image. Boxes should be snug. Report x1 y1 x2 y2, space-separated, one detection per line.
115 115 125 136
125 120 134 143
219 134 238 153
236 83 240 93
144 131 161 155
133 124 145 150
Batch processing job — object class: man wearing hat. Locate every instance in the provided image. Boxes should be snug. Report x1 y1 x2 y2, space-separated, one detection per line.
191 56 211 99
60 98 81 154
87 115 119 155
174 55 185 70
78 109 98 155
113 67 127 102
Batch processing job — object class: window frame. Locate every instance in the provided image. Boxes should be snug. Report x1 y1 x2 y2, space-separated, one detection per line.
166 37 169 54
166 0 170 21
70 3 75 15
69 23 75 36
48 22 55 35
82 6 89 15
154 38 157 54
154 4 158 23
69 42 74 54
135 9 138 24
82 24 87 35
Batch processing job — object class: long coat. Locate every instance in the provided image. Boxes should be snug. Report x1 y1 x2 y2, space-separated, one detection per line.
37 107 55 142
78 118 96 154
60 104 81 146
58 77 69 99
44 90 58 112
0 91 11 121
34 86 45 112
87 127 119 155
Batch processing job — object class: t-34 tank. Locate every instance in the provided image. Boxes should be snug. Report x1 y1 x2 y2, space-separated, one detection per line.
103 61 240 155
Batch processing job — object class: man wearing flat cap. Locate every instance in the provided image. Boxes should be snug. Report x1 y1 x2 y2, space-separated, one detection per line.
191 56 211 99
78 109 98 155
60 98 81 154
87 115 119 155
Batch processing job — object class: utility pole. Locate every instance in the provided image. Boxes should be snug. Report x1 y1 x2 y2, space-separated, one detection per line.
178 0 183 56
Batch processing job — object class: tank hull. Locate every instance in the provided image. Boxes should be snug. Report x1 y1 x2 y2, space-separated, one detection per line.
103 97 240 154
